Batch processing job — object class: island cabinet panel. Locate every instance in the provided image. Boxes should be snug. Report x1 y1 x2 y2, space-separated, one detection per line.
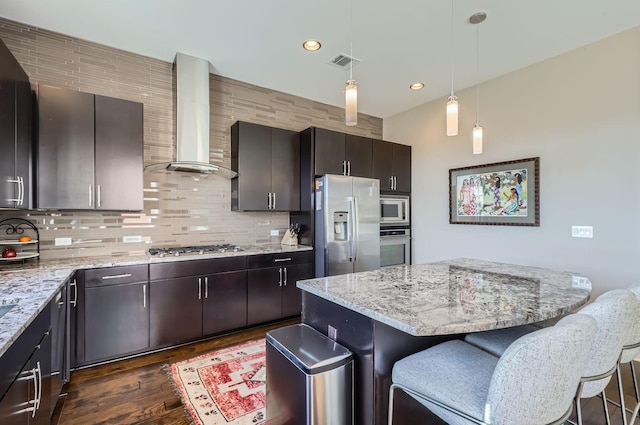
247 252 313 325
149 256 248 347
0 38 32 210
0 303 52 425
312 127 373 178
36 85 144 211
231 121 300 211
373 139 411 193
81 265 149 365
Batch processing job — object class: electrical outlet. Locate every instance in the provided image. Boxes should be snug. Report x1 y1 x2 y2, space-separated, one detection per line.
328 325 338 341
55 237 72 246
571 226 593 238
123 235 142 243
270 229 279 236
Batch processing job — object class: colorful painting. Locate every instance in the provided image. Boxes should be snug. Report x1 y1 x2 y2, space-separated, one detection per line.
449 157 539 226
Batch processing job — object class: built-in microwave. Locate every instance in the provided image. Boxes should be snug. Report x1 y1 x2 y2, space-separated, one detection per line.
380 195 410 226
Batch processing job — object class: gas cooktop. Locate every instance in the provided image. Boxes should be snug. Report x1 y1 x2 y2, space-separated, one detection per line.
148 244 244 257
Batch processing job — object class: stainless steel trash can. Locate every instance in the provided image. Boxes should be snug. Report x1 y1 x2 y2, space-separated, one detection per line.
266 324 353 425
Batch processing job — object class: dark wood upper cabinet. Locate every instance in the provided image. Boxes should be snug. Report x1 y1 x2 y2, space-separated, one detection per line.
373 139 411 193
345 134 373 178
314 127 345 176
36 85 143 210
95 95 144 210
310 127 373 178
231 121 300 211
37 86 95 209
0 39 32 209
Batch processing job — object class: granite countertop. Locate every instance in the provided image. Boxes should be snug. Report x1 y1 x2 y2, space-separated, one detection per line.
296 258 592 336
0 244 312 357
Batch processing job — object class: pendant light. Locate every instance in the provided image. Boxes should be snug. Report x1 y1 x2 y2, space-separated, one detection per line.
446 0 458 136
470 12 486 154
345 0 357 126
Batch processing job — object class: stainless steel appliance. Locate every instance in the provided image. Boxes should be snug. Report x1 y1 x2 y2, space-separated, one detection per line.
380 227 411 267
266 324 353 425
314 175 380 277
380 194 410 226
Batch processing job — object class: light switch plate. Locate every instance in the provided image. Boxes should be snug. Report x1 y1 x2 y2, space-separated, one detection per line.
571 226 593 238
55 237 72 246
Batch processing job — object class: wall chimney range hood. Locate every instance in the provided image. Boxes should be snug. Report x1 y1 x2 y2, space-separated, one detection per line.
144 53 237 178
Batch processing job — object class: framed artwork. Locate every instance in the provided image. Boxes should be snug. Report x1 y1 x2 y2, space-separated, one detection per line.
449 157 540 226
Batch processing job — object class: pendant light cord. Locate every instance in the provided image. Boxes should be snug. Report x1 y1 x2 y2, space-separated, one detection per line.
450 0 454 95
475 20 480 124
349 0 354 81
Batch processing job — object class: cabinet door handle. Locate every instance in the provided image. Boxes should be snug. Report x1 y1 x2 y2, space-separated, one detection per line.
101 273 132 280
35 361 42 411
342 160 347 176
278 268 283 286
97 184 101 208
17 176 24 206
198 278 202 300
204 277 209 299
143 284 147 308
274 257 292 263
348 160 351 176
283 267 288 286
267 192 272 209
89 184 93 207
272 192 276 209
69 279 78 307
394 176 398 190
7 178 21 204
26 366 38 417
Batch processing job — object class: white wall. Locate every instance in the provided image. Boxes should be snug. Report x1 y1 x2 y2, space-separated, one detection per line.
384 26 640 296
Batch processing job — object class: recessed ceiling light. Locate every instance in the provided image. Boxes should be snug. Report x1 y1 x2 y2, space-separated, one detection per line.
303 40 321 51
410 82 425 90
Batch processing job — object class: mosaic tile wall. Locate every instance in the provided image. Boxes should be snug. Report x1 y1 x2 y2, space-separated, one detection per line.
0 18 383 260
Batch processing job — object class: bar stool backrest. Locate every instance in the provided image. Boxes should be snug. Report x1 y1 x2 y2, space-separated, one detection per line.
485 313 596 424
578 289 637 398
620 284 640 363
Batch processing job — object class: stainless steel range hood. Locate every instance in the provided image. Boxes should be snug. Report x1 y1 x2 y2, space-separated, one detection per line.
144 53 237 178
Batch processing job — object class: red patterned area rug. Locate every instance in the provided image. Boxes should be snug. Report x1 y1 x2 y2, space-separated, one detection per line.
169 339 266 425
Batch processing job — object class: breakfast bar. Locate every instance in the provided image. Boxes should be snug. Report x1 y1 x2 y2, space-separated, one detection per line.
296 258 592 425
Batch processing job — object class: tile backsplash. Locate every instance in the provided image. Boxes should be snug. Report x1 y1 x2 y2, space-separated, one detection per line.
0 17 382 261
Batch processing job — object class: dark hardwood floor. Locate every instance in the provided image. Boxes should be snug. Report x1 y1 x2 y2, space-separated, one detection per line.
53 323 640 425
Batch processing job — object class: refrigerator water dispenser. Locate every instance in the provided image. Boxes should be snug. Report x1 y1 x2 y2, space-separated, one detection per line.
333 212 349 241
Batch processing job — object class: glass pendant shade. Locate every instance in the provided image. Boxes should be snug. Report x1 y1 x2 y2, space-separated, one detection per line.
446 95 458 136
473 122 483 154
345 79 358 126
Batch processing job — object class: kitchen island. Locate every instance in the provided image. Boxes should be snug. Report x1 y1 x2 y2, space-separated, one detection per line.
297 258 592 425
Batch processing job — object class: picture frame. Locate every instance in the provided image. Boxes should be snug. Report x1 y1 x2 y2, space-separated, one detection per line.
449 157 540 226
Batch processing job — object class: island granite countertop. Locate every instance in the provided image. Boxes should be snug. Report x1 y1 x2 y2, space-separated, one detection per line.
0 244 312 357
296 258 592 336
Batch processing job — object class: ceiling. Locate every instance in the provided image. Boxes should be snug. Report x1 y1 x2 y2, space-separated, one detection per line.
0 0 639 119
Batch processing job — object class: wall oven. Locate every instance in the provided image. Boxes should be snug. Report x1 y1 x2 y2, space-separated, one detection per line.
380 227 411 267
380 195 409 226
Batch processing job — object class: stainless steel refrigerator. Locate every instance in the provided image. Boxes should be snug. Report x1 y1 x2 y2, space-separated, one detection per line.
314 174 380 277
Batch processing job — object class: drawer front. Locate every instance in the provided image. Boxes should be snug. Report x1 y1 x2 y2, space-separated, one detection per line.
149 256 247 281
246 251 312 269
84 264 148 287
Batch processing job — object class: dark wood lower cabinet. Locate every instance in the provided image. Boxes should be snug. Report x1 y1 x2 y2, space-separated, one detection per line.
150 270 248 347
149 277 203 347
0 305 51 425
202 271 248 336
247 262 312 325
83 282 149 364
